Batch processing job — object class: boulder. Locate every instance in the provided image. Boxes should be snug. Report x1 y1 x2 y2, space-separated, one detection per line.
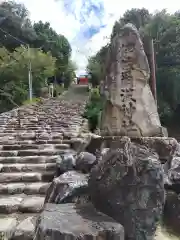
89 137 165 240
45 171 89 204
75 152 97 173
154 140 180 193
35 203 124 240
168 155 180 192
56 152 76 176
133 137 178 162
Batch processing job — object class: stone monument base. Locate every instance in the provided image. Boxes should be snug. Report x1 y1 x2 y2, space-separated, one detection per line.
88 136 177 240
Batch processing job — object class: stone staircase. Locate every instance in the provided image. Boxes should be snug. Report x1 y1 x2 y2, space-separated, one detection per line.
0 86 89 239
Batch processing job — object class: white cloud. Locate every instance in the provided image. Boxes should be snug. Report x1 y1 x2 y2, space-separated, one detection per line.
16 0 179 75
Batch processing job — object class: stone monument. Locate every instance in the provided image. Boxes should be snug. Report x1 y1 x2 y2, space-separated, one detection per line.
89 24 166 240
100 23 166 137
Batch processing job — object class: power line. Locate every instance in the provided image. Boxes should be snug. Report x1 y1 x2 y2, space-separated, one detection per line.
0 26 27 46
0 26 29 67
0 25 32 100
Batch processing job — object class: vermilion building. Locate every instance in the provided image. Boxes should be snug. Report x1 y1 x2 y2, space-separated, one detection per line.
78 75 89 85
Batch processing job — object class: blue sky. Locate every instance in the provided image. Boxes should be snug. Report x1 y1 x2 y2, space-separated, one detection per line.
16 0 179 75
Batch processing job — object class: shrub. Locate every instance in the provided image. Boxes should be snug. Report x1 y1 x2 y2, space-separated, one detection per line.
23 97 41 105
83 87 103 132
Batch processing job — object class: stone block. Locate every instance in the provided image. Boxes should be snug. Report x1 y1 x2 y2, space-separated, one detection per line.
0 218 17 239
13 216 36 240
35 203 124 240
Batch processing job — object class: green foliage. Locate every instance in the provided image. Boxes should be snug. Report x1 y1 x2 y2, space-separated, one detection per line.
86 44 109 87
23 97 41 105
83 88 103 132
33 21 71 69
120 8 151 29
86 57 102 87
63 60 77 88
0 1 75 112
0 1 36 50
0 46 56 112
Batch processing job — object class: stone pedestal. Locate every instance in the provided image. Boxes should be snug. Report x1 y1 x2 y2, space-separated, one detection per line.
35 203 124 240
89 136 166 240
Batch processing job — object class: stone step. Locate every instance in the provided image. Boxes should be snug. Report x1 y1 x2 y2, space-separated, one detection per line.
0 133 63 140
0 171 54 183
0 217 18 239
0 155 60 164
4 126 42 130
3 127 64 130
0 149 69 157
0 143 71 151
0 182 50 195
0 194 45 213
11 214 37 240
0 163 56 172
0 139 72 145
5 125 67 129
2 130 66 134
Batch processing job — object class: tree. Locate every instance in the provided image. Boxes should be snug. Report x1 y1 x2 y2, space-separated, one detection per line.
0 1 36 50
87 56 102 87
142 11 180 124
110 8 151 40
33 21 71 71
0 1 74 113
63 60 77 88
0 46 56 112
86 44 109 86
120 8 151 29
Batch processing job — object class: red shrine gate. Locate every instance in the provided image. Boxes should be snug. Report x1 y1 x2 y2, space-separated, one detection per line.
78 75 88 85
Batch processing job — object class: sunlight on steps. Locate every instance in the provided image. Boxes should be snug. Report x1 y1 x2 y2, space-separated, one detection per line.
155 226 180 240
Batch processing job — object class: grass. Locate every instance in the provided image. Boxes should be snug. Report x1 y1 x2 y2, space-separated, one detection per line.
22 97 41 105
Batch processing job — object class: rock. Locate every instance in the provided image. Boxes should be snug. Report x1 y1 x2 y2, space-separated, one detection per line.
19 196 44 213
10 118 17 125
75 152 97 173
35 203 124 240
0 195 23 213
89 137 165 240
71 137 87 151
0 218 17 239
155 140 180 193
56 152 76 175
100 23 165 137
133 137 178 162
38 132 51 140
31 117 38 123
13 216 36 240
168 156 180 191
20 132 35 140
51 132 63 139
102 148 109 155
163 191 180 235
85 136 102 155
45 171 89 204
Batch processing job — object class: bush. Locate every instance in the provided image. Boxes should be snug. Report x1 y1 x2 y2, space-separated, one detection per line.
54 85 64 96
23 97 41 105
83 87 103 132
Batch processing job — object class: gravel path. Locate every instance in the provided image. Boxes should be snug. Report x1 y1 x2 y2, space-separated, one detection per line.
62 85 89 102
